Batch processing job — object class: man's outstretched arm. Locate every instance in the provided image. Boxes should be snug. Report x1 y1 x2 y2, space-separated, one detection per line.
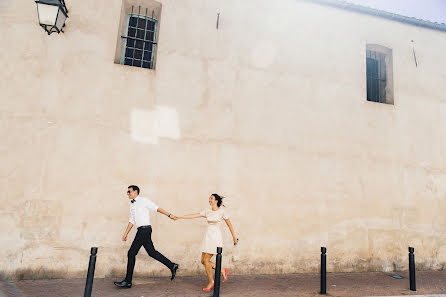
157 208 177 220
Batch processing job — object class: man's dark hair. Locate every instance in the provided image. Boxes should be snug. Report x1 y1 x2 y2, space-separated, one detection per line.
128 185 140 195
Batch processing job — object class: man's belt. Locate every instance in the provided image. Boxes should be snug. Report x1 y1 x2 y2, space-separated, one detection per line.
137 225 151 230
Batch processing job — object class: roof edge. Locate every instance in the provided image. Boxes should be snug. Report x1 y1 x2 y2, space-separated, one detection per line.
306 0 446 33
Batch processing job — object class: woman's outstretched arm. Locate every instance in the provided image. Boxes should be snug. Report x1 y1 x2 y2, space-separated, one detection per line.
178 213 202 219
224 219 238 245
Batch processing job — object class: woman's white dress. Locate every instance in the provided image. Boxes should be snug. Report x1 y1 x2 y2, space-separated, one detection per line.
200 208 229 254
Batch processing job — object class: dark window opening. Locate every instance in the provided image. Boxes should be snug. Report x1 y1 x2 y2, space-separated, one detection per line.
366 50 387 103
121 14 157 69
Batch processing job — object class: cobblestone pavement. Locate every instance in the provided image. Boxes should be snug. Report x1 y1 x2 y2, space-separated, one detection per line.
2 271 446 297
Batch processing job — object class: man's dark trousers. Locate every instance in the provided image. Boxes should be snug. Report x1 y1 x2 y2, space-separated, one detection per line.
125 225 173 282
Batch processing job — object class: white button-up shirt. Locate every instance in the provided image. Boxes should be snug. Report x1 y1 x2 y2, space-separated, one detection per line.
129 196 159 228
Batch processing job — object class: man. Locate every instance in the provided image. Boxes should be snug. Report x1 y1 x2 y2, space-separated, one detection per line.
114 185 179 288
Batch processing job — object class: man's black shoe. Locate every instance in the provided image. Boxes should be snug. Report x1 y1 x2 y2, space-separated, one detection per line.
170 263 179 280
114 280 132 288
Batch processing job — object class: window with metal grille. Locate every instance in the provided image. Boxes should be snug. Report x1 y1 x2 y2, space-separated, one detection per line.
121 13 157 69
366 50 387 103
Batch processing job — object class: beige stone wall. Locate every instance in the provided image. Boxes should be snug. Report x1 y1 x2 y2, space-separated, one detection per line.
1 0 446 279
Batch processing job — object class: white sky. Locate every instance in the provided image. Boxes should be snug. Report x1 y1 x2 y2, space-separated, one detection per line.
345 0 446 24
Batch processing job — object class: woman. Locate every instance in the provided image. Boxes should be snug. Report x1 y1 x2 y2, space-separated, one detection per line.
178 193 238 291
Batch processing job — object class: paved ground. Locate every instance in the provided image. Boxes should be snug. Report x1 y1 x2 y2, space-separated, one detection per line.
1 271 446 297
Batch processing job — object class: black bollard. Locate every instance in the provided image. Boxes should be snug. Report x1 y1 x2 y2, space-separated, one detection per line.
409 247 416 291
84 247 98 297
320 247 326 295
213 247 223 297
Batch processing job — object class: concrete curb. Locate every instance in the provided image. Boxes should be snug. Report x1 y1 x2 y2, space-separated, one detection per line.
364 295 446 297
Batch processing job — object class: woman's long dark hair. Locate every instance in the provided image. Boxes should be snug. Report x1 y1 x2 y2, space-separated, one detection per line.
212 193 225 207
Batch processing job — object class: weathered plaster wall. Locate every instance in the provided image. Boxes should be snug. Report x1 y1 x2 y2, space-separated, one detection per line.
1 0 446 279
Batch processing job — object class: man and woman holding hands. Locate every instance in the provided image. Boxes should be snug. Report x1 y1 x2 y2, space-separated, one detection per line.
114 185 238 291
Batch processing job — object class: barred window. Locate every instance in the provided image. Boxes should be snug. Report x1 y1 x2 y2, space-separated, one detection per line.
365 45 394 105
366 50 386 103
121 14 158 69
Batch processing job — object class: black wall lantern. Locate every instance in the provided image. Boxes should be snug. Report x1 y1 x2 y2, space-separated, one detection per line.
35 0 69 35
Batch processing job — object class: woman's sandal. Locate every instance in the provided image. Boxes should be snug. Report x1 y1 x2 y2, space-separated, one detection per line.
202 282 214 292
222 268 229 283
